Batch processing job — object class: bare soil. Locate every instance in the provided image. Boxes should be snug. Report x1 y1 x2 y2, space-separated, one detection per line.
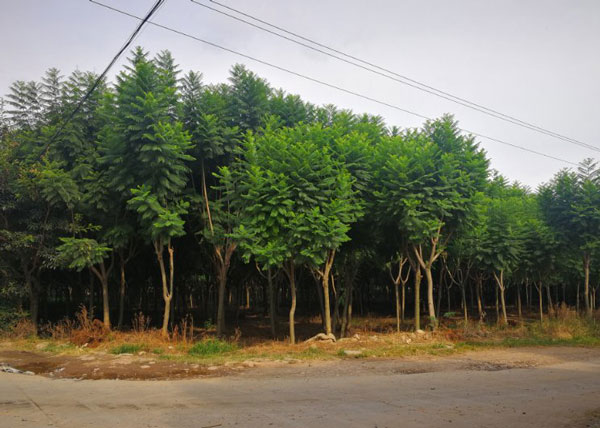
1 343 598 381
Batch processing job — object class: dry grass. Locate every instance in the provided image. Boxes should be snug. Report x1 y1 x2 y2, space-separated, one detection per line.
1 307 598 366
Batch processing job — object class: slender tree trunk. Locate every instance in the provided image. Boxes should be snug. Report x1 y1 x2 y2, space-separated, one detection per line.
536 281 544 322
215 243 236 336
319 250 336 336
476 276 484 322
285 261 297 344
583 254 591 316
118 260 126 329
314 276 325 329
101 275 110 329
267 268 277 338
88 270 94 320
154 240 173 336
516 282 522 321
25 272 39 335
340 273 354 338
545 284 554 317
401 284 406 323
414 266 422 331
322 274 332 336
494 284 500 323
435 273 443 320
216 265 227 335
424 267 436 327
461 284 468 323
395 283 400 332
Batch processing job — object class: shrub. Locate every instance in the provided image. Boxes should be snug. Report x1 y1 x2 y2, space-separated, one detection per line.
68 306 109 346
0 305 30 333
110 343 146 354
188 339 236 356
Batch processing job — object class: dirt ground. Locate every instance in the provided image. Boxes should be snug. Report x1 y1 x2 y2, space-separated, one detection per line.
0 344 598 381
1 346 599 427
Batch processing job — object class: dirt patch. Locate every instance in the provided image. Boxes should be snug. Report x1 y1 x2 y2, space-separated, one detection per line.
570 408 600 428
0 350 230 380
0 346 597 381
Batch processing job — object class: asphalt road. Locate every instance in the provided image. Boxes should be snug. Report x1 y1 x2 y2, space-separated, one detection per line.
1 349 599 428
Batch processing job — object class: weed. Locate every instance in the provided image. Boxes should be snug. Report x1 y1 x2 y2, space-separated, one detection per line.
188 339 236 356
110 343 147 354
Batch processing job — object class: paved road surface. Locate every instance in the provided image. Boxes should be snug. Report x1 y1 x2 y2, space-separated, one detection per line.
1 349 599 428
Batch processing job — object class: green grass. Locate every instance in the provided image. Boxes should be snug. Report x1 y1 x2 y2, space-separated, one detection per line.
42 342 76 353
110 343 147 354
188 339 237 357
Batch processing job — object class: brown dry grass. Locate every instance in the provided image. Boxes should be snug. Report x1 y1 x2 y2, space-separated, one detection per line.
2 306 598 366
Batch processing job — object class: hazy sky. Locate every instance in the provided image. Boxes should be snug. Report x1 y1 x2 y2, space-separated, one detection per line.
1 0 599 187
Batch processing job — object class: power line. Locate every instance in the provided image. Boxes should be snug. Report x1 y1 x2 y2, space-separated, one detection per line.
192 0 599 154
89 0 578 166
40 0 166 158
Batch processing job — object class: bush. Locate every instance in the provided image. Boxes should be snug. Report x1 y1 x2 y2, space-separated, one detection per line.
0 305 29 333
188 339 236 356
110 344 147 354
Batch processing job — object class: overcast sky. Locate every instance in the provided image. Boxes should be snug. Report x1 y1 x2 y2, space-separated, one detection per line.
1 0 599 187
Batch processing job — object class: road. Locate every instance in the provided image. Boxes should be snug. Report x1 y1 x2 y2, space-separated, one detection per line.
1 347 599 428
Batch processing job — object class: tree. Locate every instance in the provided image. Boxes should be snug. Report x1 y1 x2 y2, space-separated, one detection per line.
374 116 488 329
539 160 600 316
228 123 360 342
57 236 113 327
477 181 527 324
101 48 193 335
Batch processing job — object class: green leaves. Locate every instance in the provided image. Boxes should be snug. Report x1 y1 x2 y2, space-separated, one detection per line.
226 123 361 270
374 117 488 249
56 237 111 271
127 185 189 242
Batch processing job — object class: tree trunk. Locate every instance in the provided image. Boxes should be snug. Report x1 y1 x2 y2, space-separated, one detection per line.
118 260 126 329
285 261 297 344
516 282 522 321
435 273 443 320
414 266 422 331
267 268 277 338
395 283 400 332
401 284 406 323
545 284 554 317
424 267 436 328
88 270 94 320
476 276 484 322
322 274 332 336
25 272 40 335
340 274 354 338
101 276 110 329
461 284 468 323
494 284 500 323
216 265 227 336
154 240 174 337
536 281 544 322
583 254 591 316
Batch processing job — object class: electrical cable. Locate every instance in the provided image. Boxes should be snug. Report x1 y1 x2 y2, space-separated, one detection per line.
40 0 166 158
89 0 579 166
194 0 597 153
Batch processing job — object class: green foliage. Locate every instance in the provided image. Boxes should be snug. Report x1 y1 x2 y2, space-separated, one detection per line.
0 305 29 332
188 339 237 356
56 237 111 271
110 343 147 354
127 185 189 243
227 123 361 270
1 46 599 337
